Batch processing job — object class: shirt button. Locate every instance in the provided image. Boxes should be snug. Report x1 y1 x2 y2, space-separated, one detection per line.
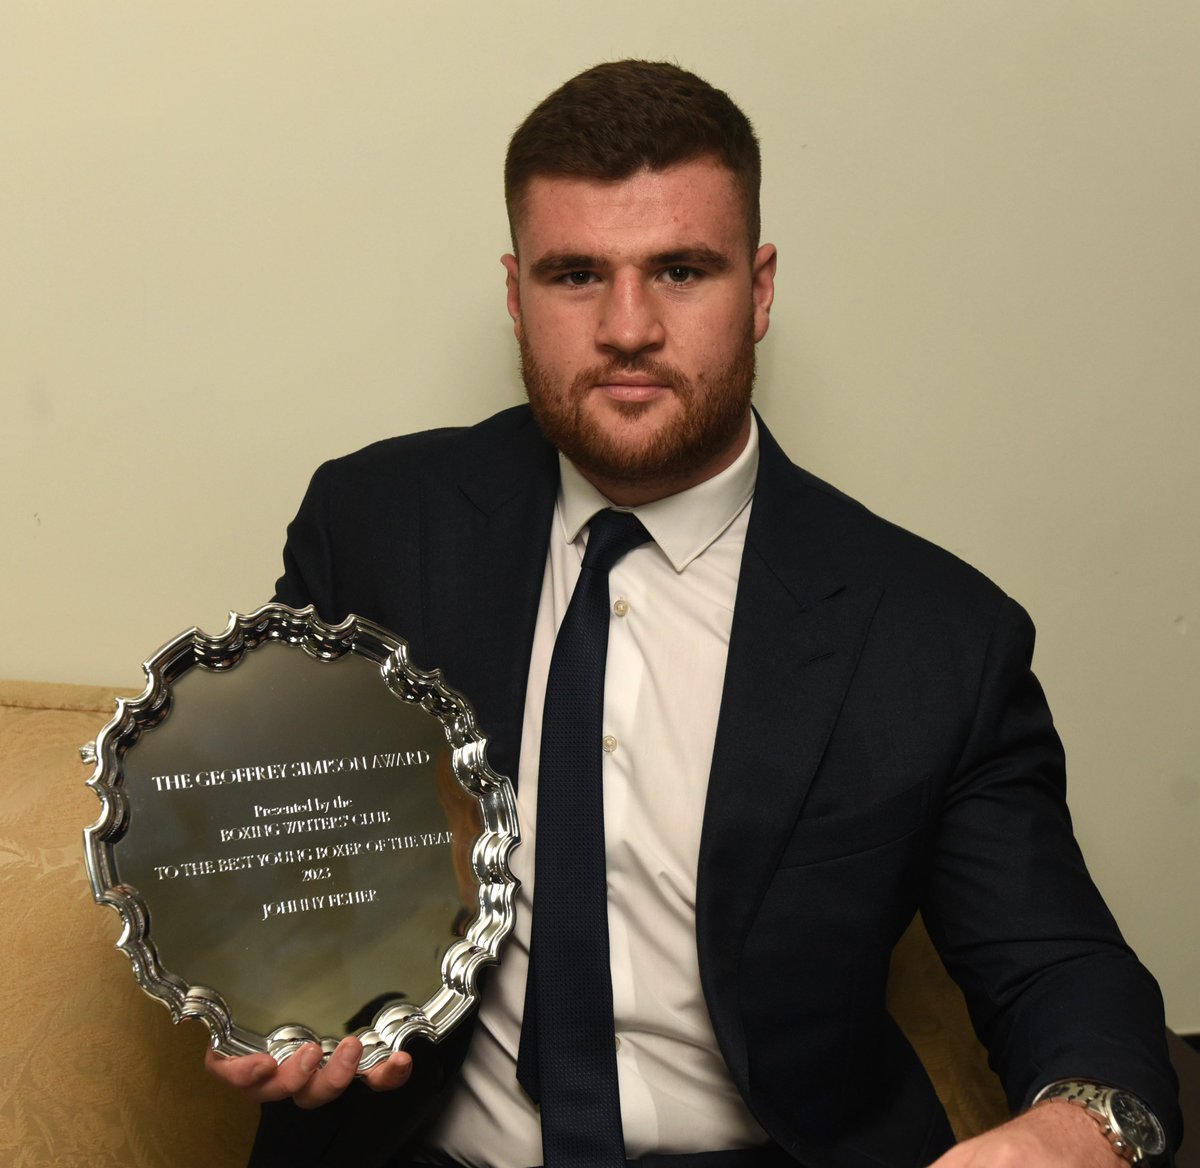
602 735 618 753
614 1035 622 1050
613 597 630 617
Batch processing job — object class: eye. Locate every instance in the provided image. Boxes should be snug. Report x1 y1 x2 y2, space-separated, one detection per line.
561 271 596 286
663 266 700 285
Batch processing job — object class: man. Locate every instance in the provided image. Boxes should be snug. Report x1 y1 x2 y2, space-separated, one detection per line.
210 61 1181 1167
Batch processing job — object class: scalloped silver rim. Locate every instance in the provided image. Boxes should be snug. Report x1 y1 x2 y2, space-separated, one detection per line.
83 602 520 1073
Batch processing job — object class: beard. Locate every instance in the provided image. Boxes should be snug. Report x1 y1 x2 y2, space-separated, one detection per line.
518 318 758 495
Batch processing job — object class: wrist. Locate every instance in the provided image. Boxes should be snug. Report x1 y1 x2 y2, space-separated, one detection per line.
1031 1080 1168 1166
1034 1098 1129 1164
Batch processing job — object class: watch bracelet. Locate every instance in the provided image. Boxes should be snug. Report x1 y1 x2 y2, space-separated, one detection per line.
1031 1079 1161 1166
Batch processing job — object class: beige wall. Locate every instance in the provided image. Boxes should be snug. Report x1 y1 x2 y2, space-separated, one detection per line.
3 3 1197 1028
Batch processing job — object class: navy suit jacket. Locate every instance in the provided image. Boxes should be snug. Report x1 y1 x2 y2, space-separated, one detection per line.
253 405 1180 1168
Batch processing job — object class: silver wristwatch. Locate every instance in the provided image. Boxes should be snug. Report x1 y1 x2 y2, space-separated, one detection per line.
1032 1079 1168 1165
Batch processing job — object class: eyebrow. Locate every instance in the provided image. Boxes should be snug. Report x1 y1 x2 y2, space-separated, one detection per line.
529 253 598 278
649 247 732 272
527 246 733 279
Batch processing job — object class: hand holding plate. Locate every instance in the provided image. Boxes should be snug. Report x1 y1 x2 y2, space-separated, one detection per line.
203 1038 413 1106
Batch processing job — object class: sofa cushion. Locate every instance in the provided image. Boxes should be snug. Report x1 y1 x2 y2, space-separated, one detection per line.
0 680 258 1168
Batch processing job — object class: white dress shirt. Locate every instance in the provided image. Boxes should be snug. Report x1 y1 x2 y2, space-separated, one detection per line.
422 418 768 1166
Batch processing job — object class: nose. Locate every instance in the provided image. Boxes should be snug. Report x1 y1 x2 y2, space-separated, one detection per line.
595 272 665 359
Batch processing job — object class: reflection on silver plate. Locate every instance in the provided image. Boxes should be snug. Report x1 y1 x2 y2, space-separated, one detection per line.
83 603 520 1073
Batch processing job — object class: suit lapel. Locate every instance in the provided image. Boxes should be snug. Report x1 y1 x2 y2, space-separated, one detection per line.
419 409 558 788
696 419 883 1088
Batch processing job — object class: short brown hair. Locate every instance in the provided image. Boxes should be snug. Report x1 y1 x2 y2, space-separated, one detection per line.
505 60 761 251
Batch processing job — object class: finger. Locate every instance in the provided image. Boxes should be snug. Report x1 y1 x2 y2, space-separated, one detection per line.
203 1047 278 1093
203 1043 328 1104
363 1050 414 1092
293 1036 363 1110
264 1042 327 1101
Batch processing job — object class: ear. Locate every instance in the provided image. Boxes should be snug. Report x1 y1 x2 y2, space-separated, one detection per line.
501 253 521 337
751 243 777 343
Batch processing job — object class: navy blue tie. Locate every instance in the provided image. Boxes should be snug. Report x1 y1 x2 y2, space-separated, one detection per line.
517 508 652 1168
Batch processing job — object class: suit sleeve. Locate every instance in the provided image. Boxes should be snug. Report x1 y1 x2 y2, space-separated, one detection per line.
921 597 1182 1149
251 463 471 1167
273 460 338 616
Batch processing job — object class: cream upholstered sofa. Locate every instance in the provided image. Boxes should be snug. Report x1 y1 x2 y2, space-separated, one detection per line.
0 678 1015 1168
2 681 258 1168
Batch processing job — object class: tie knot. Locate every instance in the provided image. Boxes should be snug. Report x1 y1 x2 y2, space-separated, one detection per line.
580 509 651 575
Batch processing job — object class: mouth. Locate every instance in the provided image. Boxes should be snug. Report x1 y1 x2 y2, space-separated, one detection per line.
593 375 673 403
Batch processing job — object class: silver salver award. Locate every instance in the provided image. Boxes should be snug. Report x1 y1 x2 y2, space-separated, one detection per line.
83 604 520 1072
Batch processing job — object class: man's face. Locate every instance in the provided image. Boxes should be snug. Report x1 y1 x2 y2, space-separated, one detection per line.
502 157 776 505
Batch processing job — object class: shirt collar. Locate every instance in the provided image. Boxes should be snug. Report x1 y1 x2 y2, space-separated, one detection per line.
556 414 759 572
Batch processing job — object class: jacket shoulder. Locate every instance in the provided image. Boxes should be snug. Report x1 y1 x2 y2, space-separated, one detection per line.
306 404 541 493
756 428 1010 619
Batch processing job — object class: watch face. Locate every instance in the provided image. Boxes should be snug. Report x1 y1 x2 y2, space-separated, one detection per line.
1111 1092 1167 1157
